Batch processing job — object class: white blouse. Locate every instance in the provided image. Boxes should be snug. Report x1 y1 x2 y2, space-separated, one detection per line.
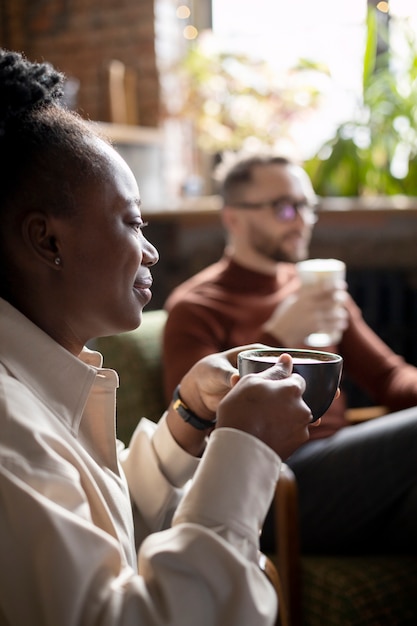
0 298 281 625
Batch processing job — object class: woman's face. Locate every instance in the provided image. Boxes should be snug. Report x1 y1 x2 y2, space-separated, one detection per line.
54 137 159 351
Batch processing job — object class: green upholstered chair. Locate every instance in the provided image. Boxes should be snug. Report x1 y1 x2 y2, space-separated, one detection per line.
96 309 167 445
270 466 417 626
95 309 417 626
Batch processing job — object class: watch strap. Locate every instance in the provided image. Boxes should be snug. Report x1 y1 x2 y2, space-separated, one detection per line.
172 385 217 430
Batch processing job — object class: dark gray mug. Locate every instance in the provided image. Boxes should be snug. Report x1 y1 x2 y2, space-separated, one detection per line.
238 347 343 422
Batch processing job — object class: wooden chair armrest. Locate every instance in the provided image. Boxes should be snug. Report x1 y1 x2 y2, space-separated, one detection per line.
258 552 288 626
272 463 302 626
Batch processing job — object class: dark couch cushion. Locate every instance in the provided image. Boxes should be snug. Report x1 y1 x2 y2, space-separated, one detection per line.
301 555 417 625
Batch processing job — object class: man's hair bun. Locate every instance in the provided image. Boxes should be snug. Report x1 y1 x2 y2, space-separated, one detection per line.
0 49 65 132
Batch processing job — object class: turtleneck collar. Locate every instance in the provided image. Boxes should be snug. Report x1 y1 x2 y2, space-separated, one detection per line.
219 254 298 295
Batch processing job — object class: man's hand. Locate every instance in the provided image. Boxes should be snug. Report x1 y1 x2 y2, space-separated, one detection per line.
263 281 348 346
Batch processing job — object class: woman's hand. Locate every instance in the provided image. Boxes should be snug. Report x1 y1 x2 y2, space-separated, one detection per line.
166 344 312 459
216 358 312 460
166 344 269 456
178 343 271 420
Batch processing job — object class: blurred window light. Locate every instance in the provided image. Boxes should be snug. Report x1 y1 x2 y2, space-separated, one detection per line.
184 25 199 40
211 0 417 159
177 5 191 19
376 1 389 12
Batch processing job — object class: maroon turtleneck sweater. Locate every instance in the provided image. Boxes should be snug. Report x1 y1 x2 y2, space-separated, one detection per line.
164 256 417 440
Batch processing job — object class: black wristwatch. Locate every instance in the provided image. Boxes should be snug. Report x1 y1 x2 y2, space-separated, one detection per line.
172 385 217 430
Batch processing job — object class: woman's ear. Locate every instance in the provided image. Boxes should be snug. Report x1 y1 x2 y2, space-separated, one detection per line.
21 212 61 268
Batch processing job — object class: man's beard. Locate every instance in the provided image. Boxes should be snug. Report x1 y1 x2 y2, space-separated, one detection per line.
250 229 308 264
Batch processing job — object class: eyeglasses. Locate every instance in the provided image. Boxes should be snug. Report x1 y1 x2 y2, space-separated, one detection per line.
231 197 318 225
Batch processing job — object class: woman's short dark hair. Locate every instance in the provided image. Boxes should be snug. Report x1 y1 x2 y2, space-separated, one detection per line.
0 49 107 219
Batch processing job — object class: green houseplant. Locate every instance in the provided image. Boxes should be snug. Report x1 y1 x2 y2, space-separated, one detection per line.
304 7 417 197
171 33 328 156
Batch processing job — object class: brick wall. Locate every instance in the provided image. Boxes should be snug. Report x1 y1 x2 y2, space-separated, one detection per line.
0 0 164 126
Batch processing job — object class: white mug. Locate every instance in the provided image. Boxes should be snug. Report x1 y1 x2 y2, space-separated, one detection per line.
296 258 346 347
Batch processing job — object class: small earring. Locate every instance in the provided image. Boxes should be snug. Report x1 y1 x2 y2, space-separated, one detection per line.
54 257 62 266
